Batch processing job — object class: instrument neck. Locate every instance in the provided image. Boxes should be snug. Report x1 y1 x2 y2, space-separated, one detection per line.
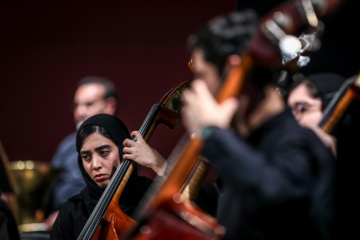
320 74 360 134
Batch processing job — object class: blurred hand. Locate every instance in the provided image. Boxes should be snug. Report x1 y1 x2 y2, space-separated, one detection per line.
181 80 239 136
301 122 337 156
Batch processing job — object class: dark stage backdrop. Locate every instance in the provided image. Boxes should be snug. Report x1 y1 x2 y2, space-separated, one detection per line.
0 1 236 170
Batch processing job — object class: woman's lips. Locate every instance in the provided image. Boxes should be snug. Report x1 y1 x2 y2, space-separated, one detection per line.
94 174 106 181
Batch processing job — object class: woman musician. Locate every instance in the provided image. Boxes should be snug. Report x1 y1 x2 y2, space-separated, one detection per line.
49 114 166 239
286 72 346 156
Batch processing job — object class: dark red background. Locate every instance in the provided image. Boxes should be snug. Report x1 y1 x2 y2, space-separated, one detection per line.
0 0 236 166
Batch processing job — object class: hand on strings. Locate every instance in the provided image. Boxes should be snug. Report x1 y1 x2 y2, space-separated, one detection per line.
123 131 167 176
181 79 239 137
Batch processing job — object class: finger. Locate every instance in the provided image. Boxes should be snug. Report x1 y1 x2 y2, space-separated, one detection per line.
131 131 144 142
182 88 195 105
221 98 239 125
123 138 134 147
194 80 217 105
130 130 141 138
123 146 132 154
122 153 132 160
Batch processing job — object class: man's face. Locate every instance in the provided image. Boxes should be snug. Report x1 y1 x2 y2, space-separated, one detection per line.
73 83 110 129
191 49 221 94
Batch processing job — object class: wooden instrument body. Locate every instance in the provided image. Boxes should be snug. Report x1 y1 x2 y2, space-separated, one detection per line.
126 196 225 240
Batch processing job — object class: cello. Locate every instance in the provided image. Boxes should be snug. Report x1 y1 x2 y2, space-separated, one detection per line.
122 0 347 239
76 80 191 240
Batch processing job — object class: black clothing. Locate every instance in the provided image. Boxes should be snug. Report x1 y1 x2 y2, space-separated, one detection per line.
0 142 19 239
202 109 335 239
334 99 360 239
50 114 152 239
0 190 20 240
49 174 151 240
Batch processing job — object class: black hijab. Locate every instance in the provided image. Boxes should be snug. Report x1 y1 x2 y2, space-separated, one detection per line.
308 73 345 109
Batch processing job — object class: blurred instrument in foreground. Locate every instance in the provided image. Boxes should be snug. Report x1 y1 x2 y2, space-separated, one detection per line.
320 73 360 133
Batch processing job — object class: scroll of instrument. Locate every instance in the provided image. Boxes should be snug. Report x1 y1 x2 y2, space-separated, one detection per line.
320 73 360 133
121 1 347 239
76 80 191 240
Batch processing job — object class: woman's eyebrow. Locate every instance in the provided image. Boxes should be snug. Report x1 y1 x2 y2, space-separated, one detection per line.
80 150 90 155
80 145 112 154
94 145 112 151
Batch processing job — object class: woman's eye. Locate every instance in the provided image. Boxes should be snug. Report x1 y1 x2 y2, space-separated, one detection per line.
82 154 90 161
296 102 308 112
100 150 110 156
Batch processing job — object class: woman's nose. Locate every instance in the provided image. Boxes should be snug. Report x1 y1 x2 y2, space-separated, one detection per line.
92 155 102 169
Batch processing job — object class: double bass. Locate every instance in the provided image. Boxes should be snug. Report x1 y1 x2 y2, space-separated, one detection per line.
122 0 347 239
77 80 191 240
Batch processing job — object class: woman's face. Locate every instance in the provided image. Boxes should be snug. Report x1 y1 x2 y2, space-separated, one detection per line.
80 131 120 188
287 83 323 127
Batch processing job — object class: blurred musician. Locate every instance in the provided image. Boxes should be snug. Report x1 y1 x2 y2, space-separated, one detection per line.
181 9 336 239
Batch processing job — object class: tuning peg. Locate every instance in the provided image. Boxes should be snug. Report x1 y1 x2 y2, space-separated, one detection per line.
297 55 311 67
279 35 302 65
